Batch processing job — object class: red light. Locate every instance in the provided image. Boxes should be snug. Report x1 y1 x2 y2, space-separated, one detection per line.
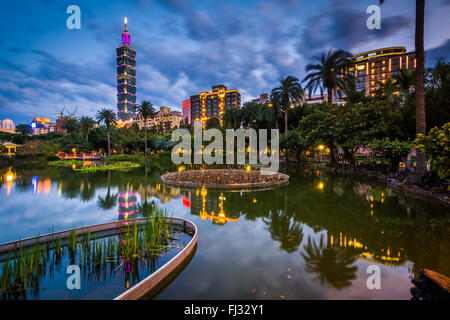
182 196 190 208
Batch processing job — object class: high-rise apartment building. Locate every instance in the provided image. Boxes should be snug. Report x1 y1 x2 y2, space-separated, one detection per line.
182 99 191 124
349 47 416 97
136 106 183 131
252 93 271 105
189 85 241 127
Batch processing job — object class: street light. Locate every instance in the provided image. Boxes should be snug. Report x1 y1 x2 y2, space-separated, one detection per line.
318 145 325 163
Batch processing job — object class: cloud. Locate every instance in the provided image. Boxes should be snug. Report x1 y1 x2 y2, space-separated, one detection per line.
426 39 450 66
301 0 412 56
0 0 448 125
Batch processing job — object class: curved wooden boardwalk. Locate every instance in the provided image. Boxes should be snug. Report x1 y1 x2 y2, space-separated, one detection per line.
0 217 198 300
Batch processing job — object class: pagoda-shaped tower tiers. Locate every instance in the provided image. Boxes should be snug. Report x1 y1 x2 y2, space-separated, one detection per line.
116 17 137 122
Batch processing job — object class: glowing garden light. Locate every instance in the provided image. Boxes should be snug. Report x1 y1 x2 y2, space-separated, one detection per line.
318 144 325 163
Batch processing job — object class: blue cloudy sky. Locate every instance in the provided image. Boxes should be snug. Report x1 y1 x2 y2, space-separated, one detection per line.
1 0 449 124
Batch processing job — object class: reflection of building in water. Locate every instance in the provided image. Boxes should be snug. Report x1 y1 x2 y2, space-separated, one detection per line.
31 176 51 195
327 231 405 266
189 187 238 225
138 183 180 204
118 190 139 222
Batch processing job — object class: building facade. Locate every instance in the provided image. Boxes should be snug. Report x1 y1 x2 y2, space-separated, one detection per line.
303 94 345 105
349 47 416 96
116 18 137 122
0 119 16 133
182 99 191 124
136 106 183 131
30 117 56 135
189 85 241 127
252 93 271 105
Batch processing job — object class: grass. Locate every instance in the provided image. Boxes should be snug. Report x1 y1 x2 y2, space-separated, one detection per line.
73 161 141 172
48 159 84 166
48 159 141 172
107 154 145 162
0 207 180 300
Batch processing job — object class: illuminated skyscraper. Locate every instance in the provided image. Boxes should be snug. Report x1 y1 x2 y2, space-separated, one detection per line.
116 17 137 122
189 85 241 127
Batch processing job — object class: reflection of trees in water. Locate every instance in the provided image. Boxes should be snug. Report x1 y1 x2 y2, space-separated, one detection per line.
138 200 156 218
97 170 117 210
262 210 303 253
97 193 118 210
301 234 358 290
80 178 96 202
8 165 450 276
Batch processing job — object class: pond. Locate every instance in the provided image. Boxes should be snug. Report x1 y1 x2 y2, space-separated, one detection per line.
0 164 449 299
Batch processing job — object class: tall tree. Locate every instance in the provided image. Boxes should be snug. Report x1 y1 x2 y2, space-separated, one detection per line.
62 117 79 134
392 69 415 95
270 92 281 129
136 100 156 159
303 49 353 106
15 124 32 136
95 108 117 156
79 116 96 143
223 107 242 129
380 0 427 174
271 76 304 135
240 101 263 129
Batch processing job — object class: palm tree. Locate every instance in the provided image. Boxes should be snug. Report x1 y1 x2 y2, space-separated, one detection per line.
262 210 304 253
380 0 426 174
136 101 156 159
271 76 304 135
15 124 32 136
375 78 400 101
241 101 263 129
303 49 353 106
223 107 242 129
392 69 416 95
79 116 96 143
270 92 281 130
301 235 358 289
95 108 117 156
62 117 79 134
97 170 117 210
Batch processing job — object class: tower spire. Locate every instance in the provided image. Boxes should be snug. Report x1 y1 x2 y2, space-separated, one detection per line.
122 17 130 44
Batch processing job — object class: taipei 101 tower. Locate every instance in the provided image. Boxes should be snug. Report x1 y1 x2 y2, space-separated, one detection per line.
116 17 137 122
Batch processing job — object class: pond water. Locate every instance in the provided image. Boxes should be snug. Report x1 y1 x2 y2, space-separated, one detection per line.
1 164 449 300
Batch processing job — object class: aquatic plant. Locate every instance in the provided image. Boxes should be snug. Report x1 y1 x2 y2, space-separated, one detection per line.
73 161 141 172
0 209 182 300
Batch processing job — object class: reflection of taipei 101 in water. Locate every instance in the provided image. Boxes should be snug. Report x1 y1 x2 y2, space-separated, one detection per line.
116 17 137 123
118 190 139 221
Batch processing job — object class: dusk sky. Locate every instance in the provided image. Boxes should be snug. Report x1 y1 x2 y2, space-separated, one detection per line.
1 0 449 124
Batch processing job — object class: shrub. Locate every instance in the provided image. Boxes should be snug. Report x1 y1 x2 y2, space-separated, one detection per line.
107 154 145 162
415 122 450 182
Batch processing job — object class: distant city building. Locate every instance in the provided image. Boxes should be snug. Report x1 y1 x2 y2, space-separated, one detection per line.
189 85 241 127
303 94 344 105
30 117 56 135
137 106 183 131
252 93 271 105
116 17 137 123
349 46 416 97
0 119 16 133
182 99 191 124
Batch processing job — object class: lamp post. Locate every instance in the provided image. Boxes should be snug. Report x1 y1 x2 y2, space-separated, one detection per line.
318 145 325 163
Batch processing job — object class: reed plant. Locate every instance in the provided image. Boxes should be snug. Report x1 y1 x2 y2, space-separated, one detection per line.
1 208 182 300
